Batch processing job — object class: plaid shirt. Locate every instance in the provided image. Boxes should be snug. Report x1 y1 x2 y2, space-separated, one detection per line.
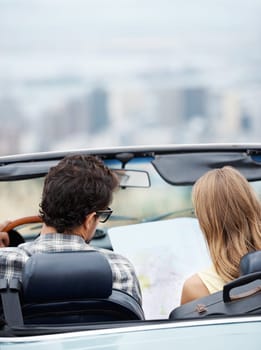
0 233 142 305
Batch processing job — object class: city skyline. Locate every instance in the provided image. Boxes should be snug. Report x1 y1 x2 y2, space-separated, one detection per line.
0 0 260 155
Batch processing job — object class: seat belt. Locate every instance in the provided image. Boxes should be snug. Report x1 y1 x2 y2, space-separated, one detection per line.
0 278 24 327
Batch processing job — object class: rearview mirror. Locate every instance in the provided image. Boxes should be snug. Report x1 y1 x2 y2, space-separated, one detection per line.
113 169 150 188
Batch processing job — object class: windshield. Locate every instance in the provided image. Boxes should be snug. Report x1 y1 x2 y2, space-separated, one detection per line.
0 159 194 228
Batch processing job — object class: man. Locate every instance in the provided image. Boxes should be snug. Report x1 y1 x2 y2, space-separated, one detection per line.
0 222 9 247
0 155 142 305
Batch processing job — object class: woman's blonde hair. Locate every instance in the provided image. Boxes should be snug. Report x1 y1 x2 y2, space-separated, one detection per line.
192 166 261 282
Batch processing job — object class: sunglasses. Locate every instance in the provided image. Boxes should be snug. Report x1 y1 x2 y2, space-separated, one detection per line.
95 207 113 223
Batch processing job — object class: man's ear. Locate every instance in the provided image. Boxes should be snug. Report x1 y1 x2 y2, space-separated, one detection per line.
83 212 98 242
83 212 97 230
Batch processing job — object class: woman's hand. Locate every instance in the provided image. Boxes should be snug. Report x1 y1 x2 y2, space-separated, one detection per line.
0 221 10 247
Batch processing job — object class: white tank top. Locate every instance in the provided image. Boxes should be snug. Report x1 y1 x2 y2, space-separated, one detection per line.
198 265 225 294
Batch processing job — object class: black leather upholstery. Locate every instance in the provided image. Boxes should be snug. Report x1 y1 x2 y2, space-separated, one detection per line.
21 251 144 324
22 251 113 302
240 250 261 275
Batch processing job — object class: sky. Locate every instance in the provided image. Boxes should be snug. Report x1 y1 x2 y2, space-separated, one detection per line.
0 0 260 89
1 0 260 55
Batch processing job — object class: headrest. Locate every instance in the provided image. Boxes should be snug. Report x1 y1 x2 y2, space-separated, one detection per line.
22 251 113 303
240 250 261 275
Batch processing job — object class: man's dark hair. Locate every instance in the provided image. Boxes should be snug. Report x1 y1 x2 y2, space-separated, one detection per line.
39 154 118 232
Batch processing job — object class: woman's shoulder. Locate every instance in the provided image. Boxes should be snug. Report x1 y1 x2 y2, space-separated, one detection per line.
181 273 209 304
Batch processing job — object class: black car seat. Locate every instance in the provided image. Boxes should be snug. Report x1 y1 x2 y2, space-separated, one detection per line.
240 250 261 275
0 251 144 327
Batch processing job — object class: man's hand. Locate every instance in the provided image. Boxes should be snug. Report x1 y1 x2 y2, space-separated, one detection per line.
0 221 10 247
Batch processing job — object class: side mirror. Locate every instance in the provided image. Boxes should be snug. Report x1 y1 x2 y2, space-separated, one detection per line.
113 169 150 188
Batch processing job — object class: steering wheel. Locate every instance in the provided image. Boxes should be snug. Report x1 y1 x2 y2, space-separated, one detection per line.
1 216 43 247
1 216 110 246
2 216 43 232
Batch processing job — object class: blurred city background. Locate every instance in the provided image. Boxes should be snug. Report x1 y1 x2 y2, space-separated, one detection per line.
0 0 261 156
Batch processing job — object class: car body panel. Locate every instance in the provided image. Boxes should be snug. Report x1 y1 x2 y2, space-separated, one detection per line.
1 317 261 349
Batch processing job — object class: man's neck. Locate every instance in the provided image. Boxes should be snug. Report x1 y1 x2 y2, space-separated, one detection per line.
40 223 57 235
40 223 87 240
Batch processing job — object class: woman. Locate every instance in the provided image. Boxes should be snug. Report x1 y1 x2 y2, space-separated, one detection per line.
181 166 261 304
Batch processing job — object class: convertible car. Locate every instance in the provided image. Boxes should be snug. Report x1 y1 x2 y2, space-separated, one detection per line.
0 143 260 349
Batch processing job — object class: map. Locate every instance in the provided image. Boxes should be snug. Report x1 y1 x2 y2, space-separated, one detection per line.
109 217 211 319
